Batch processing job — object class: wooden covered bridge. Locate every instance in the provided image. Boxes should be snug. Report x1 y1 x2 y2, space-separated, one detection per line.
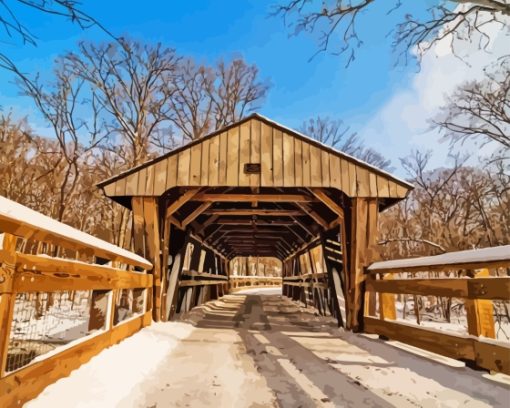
97 113 411 329
0 114 509 406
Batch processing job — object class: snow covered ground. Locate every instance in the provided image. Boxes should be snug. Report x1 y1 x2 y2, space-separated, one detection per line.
25 322 195 408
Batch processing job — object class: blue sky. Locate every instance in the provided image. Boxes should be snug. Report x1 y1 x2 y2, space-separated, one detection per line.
1 0 488 174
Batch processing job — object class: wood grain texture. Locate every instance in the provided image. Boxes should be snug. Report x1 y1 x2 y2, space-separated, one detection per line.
260 122 273 186
239 121 251 186
283 132 295 187
189 143 202 186
250 119 261 187
364 317 510 375
101 117 412 198
321 151 330 187
273 129 283 186
309 145 322 187
200 138 210 186
226 126 240 186
218 131 228 185
177 148 191 186
208 135 220 186
294 139 303 186
154 160 168 195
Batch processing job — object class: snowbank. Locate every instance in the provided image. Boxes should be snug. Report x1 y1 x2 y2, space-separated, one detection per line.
25 322 195 408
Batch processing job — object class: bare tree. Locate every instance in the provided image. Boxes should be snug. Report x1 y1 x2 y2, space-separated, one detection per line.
168 59 215 140
15 61 107 223
170 58 269 141
436 62 510 150
0 114 41 203
65 39 179 165
273 1 510 64
212 59 269 129
379 150 508 261
301 115 392 169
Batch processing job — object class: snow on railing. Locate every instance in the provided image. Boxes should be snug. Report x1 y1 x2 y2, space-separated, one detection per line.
364 244 510 376
0 195 151 269
368 245 510 273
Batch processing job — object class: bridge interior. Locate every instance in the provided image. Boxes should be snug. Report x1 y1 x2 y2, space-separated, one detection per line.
151 185 350 323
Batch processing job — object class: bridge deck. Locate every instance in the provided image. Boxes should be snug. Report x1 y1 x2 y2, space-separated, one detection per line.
27 289 509 408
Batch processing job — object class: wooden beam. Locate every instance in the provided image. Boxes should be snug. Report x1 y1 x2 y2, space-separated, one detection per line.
179 280 230 287
295 203 329 229
194 193 317 203
167 215 182 230
181 202 212 228
165 188 201 218
212 219 297 226
310 188 345 218
193 214 219 234
285 225 306 244
366 277 510 300
142 198 162 322
222 236 291 242
347 198 378 331
0 234 16 376
364 317 510 375
204 209 304 217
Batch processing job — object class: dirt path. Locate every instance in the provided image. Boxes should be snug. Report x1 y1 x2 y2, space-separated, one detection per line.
132 288 509 408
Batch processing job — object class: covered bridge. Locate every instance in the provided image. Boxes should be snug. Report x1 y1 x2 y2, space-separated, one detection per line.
97 113 413 330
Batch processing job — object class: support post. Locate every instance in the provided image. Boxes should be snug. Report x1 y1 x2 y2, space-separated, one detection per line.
131 197 162 322
466 268 495 338
346 198 379 332
165 228 190 320
322 227 345 327
379 274 396 320
0 234 17 376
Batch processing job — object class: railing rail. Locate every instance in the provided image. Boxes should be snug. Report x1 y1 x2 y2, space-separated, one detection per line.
230 276 282 290
0 196 153 406
364 245 510 375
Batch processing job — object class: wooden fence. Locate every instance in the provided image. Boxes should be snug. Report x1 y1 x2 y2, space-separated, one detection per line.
282 237 344 323
0 196 153 406
230 276 282 291
364 245 510 375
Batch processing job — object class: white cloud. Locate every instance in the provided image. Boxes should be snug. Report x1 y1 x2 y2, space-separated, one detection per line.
358 13 510 174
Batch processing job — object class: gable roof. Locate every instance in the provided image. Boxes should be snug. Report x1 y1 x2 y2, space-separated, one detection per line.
97 113 413 200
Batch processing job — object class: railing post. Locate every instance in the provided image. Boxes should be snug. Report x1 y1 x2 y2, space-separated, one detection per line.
364 270 376 317
0 234 17 377
466 268 495 338
379 273 396 321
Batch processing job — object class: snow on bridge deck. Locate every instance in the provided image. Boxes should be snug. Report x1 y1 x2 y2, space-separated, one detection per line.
26 288 509 408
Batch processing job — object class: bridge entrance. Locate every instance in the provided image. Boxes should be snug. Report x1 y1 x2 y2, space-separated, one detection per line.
98 113 412 330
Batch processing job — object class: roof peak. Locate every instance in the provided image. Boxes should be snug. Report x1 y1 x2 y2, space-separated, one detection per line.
97 113 413 191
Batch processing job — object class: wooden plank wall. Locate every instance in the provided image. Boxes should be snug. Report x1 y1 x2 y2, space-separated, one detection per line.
103 118 409 199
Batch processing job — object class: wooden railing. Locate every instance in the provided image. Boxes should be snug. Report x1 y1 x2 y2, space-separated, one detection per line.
0 196 153 406
364 245 510 375
282 272 338 320
230 276 282 290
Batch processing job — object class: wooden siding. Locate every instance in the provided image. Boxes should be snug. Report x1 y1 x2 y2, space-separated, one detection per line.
102 117 410 199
